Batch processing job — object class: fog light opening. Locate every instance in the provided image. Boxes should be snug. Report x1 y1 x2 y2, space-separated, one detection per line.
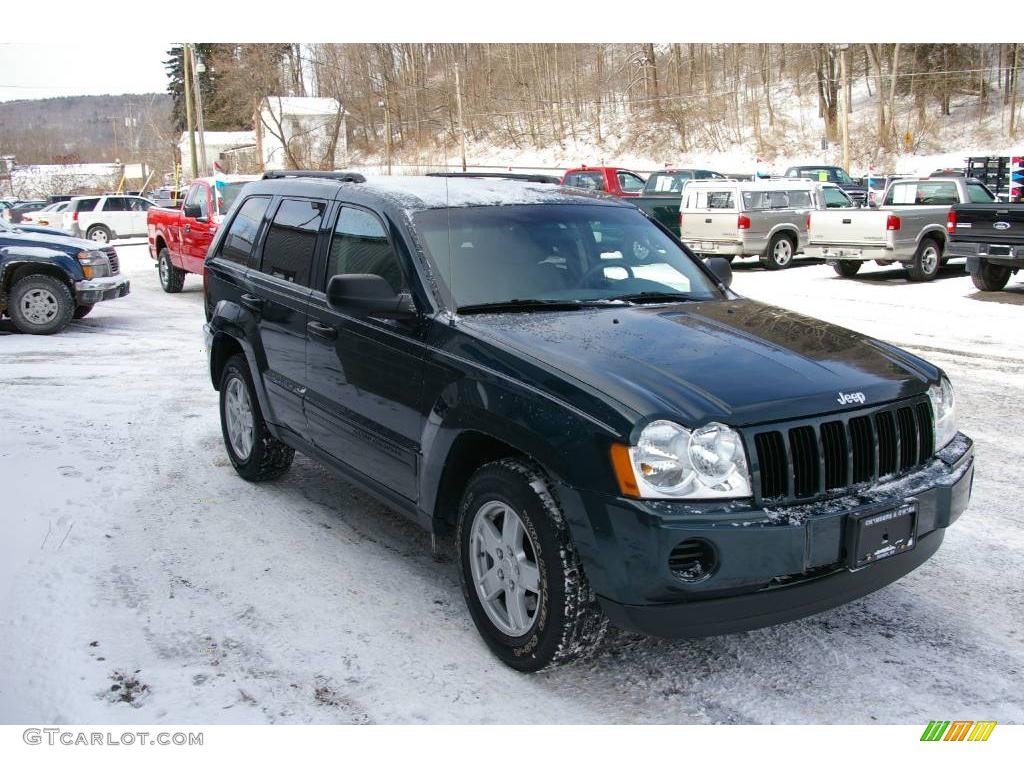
668 538 718 582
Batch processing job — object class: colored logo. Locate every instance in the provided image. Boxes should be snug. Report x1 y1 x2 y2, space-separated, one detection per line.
920 720 996 742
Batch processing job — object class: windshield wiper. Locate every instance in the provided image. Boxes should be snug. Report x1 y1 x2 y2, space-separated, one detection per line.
606 291 697 305
457 298 620 315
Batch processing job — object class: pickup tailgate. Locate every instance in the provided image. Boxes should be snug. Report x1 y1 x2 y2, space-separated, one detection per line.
808 209 891 246
950 203 1024 243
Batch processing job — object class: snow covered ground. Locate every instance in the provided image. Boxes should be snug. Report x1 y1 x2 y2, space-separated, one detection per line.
0 242 1022 725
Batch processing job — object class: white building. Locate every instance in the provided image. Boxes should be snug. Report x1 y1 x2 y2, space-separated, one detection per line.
254 96 347 171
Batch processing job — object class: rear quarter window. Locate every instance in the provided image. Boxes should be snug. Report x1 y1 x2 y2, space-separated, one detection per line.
966 183 996 203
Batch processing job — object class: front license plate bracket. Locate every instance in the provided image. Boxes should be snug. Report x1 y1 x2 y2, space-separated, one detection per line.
846 501 918 570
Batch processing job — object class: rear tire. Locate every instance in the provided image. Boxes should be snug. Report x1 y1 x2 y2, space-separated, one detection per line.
971 261 1011 292
832 261 862 278
86 225 112 244
158 247 186 293
72 305 93 319
906 238 942 282
457 458 608 672
762 233 796 270
219 354 294 481
8 274 74 335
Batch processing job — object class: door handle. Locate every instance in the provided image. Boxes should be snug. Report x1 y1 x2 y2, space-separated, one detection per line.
184 224 191 233
307 321 338 342
240 293 264 312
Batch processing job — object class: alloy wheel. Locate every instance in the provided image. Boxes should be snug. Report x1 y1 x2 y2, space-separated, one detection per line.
469 500 542 637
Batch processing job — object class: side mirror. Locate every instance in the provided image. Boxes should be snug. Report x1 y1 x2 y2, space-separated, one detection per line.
326 274 416 318
705 257 733 288
183 203 202 219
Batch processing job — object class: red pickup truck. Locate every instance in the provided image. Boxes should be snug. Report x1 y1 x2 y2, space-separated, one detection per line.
561 166 647 197
147 175 258 293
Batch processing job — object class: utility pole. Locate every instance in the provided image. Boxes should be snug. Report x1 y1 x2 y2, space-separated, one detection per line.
380 97 392 175
189 45 209 176
454 62 467 172
839 43 850 172
182 43 198 178
1010 43 1020 139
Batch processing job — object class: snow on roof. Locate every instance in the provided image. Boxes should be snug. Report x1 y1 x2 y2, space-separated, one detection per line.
357 175 618 210
262 96 345 117
177 131 256 148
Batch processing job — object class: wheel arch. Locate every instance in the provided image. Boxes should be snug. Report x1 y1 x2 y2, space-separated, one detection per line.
207 322 280 439
0 260 77 308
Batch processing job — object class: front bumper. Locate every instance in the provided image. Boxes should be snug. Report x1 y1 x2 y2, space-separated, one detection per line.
74 275 131 304
559 434 974 638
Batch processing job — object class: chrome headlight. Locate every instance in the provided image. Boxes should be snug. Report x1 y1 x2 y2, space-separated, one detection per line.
626 420 752 499
928 376 957 450
77 250 111 279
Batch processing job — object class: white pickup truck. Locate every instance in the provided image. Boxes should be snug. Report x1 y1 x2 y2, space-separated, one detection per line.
806 177 997 281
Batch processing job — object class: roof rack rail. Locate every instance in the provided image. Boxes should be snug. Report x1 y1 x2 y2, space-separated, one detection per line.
261 170 367 183
426 171 561 184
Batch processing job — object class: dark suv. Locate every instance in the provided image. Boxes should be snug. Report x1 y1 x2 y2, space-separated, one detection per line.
203 171 974 672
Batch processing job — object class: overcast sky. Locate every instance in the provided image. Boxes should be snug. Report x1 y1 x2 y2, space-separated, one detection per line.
0 42 172 102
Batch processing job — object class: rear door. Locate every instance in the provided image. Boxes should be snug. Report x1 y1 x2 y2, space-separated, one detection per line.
127 196 153 236
98 196 133 237
245 196 327 438
304 204 427 501
680 187 739 245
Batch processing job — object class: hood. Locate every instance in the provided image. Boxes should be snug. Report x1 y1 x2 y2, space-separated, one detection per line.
0 228 93 251
458 299 937 429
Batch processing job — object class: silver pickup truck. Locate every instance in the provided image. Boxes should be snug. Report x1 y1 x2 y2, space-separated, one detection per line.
679 179 855 269
806 177 997 281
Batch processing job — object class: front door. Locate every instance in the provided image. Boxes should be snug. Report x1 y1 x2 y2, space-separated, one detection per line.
181 183 215 274
304 205 427 501
246 196 327 439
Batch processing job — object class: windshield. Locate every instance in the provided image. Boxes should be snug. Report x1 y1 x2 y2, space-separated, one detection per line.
413 204 722 310
644 172 690 194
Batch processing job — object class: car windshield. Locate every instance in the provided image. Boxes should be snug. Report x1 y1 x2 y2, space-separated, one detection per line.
413 204 722 310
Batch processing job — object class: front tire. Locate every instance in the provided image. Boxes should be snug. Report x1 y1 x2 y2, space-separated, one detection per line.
971 261 1011 292
762 233 796 270
906 237 942 282
158 248 186 293
457 458 608 672
219 354 294 481
87 225 112 244
833 261 862 278
9 274 74 335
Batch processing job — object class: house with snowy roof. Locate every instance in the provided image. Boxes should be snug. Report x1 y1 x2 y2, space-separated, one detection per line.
254 96 348 172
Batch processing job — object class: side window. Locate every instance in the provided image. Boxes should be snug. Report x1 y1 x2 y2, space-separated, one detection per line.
768 191 791 208
327 207 406 294
742 191 768 210
102 197 130 212
259 198 326 286
617 172 645 192
967 183 995 203
219 196 270 265
566 172 606 192
128 198 151 212
183 184 203 213
787 190 812 207
823 187 851 208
